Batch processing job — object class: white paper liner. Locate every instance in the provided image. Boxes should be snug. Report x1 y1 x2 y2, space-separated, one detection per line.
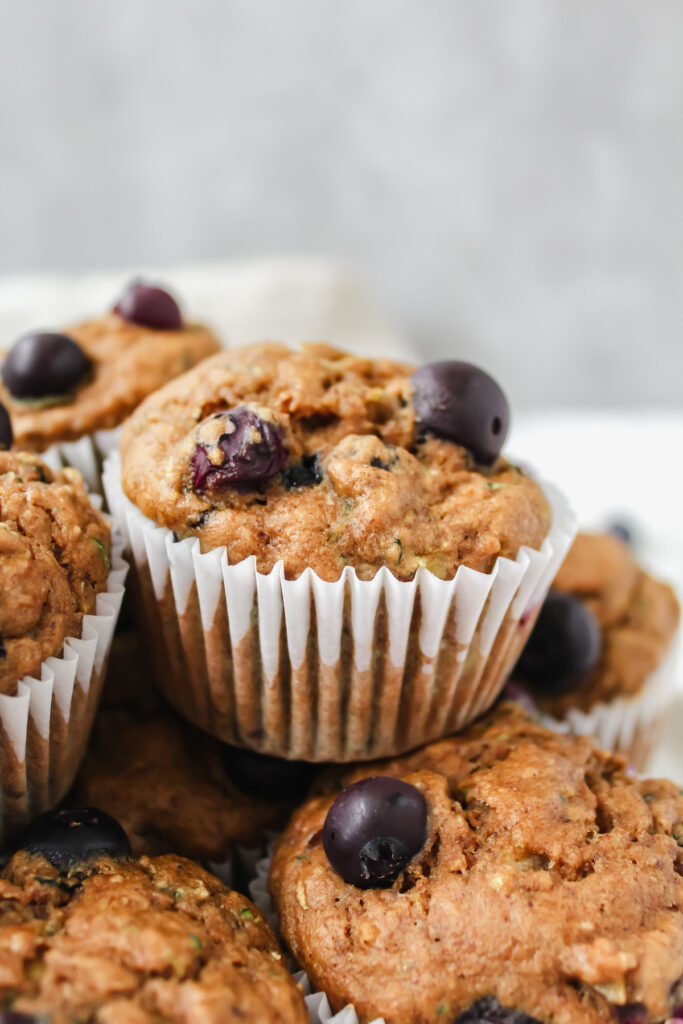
538 645 680 772
104 452 576 761
41 424 122 495
250 851 384 1024
0 518 128 842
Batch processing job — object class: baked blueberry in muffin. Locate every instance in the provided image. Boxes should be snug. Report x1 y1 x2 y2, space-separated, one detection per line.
0 806 306 1023
270 703 683 1024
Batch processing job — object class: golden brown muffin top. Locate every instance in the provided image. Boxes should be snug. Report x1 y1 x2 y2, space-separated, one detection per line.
121 342 550 581
270 703 683 1024
542 532 680 714
1 313 220 451
0 451 111 694
0 849 307 1024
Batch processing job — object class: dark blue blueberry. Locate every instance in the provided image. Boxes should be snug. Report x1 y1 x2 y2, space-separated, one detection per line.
18 807 131 872
191 408 287 492
411 361 510 465
283 454 321 490
2 333 90 399
114 281 182 330
516 592 602 696
222 745 316 801
454 997 543 1023
607 519 637 547
0 402 13 449
323 776 427 889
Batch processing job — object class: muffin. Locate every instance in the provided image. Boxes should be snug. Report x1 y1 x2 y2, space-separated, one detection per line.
0 280 220 492
512 531 680 769
0 449 126 840
0 806 307 1024
75 697 318 864
106 342 575 761
267 702 683 1024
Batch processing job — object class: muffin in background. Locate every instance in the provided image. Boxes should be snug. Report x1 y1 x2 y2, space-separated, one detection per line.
75 696 318 866
0 806 307 1024
0 449 126 840
0 280 220 491
512 531 680 770
108 341 575 762
266 702 683 1024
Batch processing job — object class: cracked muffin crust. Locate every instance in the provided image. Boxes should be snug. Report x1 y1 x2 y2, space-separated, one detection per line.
120 342 551 581
1 312 220 452
270 703 683 1024
0 451 111 692
75 701 306 861
0 847 307 1024
534 532 680 716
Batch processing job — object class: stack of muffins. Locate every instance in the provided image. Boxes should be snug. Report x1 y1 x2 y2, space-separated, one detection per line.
0 281 680 1024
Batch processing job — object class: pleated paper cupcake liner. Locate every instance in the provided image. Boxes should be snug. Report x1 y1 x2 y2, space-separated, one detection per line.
250 852 384 1024
104 452 576 762
41 425 122 496
0 529 128 844
537 647 680 772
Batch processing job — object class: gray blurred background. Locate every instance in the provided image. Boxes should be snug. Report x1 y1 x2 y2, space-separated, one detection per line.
0 0 681 408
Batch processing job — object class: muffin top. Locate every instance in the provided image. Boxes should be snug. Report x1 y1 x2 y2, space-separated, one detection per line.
0 451 111 694
524 532 680 715
1 283 220 451
270 703 683 1024
0 810 306 1024
76 700 317 861
120 342 550 581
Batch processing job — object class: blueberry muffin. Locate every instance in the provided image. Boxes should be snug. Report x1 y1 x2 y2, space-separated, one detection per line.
109 343 572 761
0 449 122 840
270 702 683 1024
0 449 112 690
0 807 307 1024
513 532 680 768
75 698 317 862
120 342 550 582
0 280 220 465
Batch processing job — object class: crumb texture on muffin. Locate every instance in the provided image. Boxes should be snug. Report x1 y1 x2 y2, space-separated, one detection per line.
270 703 683 1024
76 703 296 860
121 342 551 581
0 850 307 1024
1 314 220 450
542 532 680 713
0 451 111 692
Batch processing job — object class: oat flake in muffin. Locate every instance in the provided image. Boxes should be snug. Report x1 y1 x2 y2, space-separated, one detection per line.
120 342 551 582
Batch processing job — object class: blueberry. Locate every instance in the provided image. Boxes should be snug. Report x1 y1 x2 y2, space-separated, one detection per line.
222 745 316 801
607 519 636 547
2 333 90 400
0 402 13 449
191 408 287 492
114 281 182 330
411 361 510 465
516 592 602 696
283 454 321 490
322 776 427 889
18 806 131 872
454 997 543 1023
